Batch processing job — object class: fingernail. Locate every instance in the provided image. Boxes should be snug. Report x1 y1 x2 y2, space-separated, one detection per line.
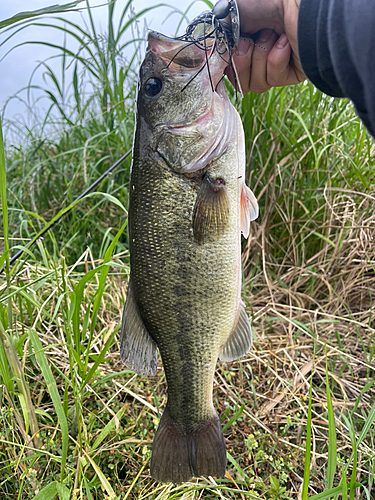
236 38 251 56
258 29 273 43
276 33 288 49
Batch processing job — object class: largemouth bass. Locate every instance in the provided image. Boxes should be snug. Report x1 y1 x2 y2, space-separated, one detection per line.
120 27 258 483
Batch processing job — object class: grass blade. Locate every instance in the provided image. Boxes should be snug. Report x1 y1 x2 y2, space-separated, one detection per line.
82 453 117 498
0 1 84 29
32 481 57 500
222 403 244 433
326 349 337 493
0 334 12 392
90 404 126 452
56 482 71 500
0 322 40 447
342 467 348 500
28 328 69 479
83 221 127 376
341 414 359 500
0 118 9 275
82 326 117 388
308 483 361 500
355 400 375 450
302 346 315 500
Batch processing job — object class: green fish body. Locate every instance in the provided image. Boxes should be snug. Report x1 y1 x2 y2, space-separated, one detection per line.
121 31 258 483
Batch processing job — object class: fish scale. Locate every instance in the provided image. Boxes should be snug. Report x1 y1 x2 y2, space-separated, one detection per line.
130 151 240 387
120 28 258 483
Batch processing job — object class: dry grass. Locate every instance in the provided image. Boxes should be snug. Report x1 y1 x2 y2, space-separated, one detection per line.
1 7 375 495
3 118 375 498
239 145 375 497
5 182 373 499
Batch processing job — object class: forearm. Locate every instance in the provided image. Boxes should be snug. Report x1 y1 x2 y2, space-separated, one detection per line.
233 0 375 136
298 0 375 136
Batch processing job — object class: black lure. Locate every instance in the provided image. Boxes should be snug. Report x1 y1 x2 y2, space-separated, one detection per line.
169 0 240 94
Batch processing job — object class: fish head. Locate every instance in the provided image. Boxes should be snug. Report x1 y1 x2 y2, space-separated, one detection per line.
137 30 236 174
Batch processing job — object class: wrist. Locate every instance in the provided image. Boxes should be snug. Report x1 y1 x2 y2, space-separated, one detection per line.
237 0 286 35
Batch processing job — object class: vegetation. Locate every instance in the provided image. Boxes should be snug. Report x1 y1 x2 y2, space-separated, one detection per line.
1 1 375 498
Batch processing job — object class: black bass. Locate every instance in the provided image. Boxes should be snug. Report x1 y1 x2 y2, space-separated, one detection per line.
120 28 258 483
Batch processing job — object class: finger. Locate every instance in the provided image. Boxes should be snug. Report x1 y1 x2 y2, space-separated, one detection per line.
267 34 305 87
266 34 293 87
249 29 279 93
228 38 255 94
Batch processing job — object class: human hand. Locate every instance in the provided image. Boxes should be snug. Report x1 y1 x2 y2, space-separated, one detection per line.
226 0 306 93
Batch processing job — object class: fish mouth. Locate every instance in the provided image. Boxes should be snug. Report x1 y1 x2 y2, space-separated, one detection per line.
148 30 208 70
148 30 230 131
147 29 229 88
146 29 235 174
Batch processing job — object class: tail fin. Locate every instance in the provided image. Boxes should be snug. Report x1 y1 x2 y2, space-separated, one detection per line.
150 407 226 483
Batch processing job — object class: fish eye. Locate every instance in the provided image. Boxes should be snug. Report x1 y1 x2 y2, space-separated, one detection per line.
144 77 163 97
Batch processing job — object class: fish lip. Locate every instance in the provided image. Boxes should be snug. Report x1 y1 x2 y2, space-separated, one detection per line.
147 29 180 44
147 28 229 84
147 29 207 63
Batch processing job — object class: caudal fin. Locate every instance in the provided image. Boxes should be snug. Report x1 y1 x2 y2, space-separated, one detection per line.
150 408 226 483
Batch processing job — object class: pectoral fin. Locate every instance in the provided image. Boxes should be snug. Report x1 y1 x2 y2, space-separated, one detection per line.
120 281 157 376
241 183 259 239
219 302 253 362
193 174 230 244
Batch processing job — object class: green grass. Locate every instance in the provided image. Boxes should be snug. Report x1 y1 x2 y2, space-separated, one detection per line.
1 1 375 498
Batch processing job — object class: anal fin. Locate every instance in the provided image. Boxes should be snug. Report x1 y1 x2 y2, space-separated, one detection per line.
120 280 157 376
241 183 259 239
219 302 253 362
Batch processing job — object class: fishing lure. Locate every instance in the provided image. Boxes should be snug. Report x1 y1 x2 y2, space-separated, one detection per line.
169 0 241 93
171 0 267 96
